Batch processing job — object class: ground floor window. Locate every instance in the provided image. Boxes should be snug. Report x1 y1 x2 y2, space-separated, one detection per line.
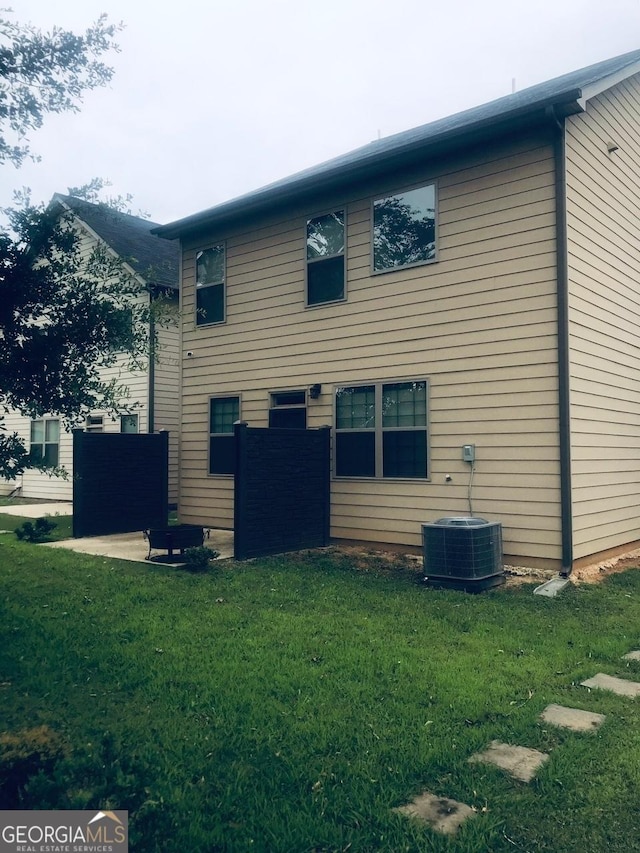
120 414 139 433
86 415 104 432
30 418 60 466
209 395 239 474
269 390 307 429
335 380 428 478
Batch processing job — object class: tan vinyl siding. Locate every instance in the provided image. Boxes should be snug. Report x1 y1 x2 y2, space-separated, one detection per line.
566 73 640 560
179 133 562 564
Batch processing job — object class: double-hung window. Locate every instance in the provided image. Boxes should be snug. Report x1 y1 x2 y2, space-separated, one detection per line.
335 380 428 478
306 210 345 305
196 245 225 325
209 395 239 475
373 183 436 272
30 419 60 467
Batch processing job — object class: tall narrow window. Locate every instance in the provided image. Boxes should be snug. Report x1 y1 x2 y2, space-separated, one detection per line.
306 210 345 305
335 385 376 477
30 419 60 466
196 245 225 325
373 184 436 272
209 396 239 475
335 381 428 478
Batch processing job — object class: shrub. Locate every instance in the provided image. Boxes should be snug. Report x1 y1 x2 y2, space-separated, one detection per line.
182 546 219 572
14 517 57 542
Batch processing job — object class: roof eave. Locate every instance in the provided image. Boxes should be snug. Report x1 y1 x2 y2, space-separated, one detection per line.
154 87 584 241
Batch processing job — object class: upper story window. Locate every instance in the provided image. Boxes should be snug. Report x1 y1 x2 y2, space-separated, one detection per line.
196 245 225 325
306 210 345 306
335 380 428 479
30 419 60 467
372 183 436 273
209 395 239 475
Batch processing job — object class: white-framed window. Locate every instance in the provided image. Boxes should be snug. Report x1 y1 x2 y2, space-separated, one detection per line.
269 390 307 429
334 380 428 478
306 210 345 305
85 415 104 432
120 414 139 434
30 419 60 466
372 183 436 273
209 395 239 475
196 244 226 325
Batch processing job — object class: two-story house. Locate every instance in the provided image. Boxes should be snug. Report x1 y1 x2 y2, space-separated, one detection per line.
156 49 640 572
1 195 181 505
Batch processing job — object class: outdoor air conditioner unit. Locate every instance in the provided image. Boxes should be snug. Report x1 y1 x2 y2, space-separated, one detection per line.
422 517 504 592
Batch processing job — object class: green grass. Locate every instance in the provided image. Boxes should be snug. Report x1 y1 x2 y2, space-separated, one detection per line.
1 531 640 852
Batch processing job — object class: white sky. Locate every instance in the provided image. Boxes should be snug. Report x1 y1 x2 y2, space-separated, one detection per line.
3 0 640 225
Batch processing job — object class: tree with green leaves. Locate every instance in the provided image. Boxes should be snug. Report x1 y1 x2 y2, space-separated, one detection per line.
0 10 122 167
0 12 174 482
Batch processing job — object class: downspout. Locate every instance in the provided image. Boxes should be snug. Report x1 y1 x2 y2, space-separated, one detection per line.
148 309 155 434
547 106 573 576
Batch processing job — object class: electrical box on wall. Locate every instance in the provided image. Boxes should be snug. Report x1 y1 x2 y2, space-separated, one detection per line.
462 444 475 463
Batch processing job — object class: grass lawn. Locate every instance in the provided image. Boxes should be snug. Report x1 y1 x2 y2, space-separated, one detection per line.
1 521 640 852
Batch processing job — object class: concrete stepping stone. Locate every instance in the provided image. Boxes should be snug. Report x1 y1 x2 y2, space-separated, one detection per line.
468 740 549 782
393 791 475 835
622 651 640 661
540 703 605 732
581 673 640 698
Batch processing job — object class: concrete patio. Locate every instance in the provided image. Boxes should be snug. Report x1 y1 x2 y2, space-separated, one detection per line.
42 527 234 564
0 502 233 564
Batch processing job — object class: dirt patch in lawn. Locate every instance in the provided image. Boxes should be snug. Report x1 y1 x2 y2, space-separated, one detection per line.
322 545 640 587
571 549 640 584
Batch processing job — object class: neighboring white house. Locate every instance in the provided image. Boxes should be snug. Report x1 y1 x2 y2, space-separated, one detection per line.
1 195 181 505
155 49 640 572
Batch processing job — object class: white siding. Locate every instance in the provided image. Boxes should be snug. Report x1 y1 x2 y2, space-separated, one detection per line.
179 134 562 566
3 223 159 502
566 74 640 560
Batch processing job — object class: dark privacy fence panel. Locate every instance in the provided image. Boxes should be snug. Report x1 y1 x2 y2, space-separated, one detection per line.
73 430 169 537
233 423 330 560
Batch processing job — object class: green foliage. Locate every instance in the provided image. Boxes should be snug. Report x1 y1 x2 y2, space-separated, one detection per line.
182 545 220 571
14 516 57 542
1 540 640 851
0 11 122 167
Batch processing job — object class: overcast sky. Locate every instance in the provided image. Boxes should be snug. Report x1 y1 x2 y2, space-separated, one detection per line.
4 0 640 225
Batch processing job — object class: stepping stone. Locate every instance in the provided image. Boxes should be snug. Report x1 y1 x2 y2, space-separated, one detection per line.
622 651 640 661
468 740 549 782
581 673 640 698
393 791 475 835
540 703 606 732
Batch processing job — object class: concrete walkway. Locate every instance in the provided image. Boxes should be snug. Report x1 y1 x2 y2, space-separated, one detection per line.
0 501 73 518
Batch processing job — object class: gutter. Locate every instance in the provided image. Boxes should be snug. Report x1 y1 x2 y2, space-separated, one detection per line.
547 106 573 576
154 88 584 240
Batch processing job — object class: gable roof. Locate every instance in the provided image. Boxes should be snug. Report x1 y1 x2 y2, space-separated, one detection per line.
53 194 180 289
155 48 640 241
